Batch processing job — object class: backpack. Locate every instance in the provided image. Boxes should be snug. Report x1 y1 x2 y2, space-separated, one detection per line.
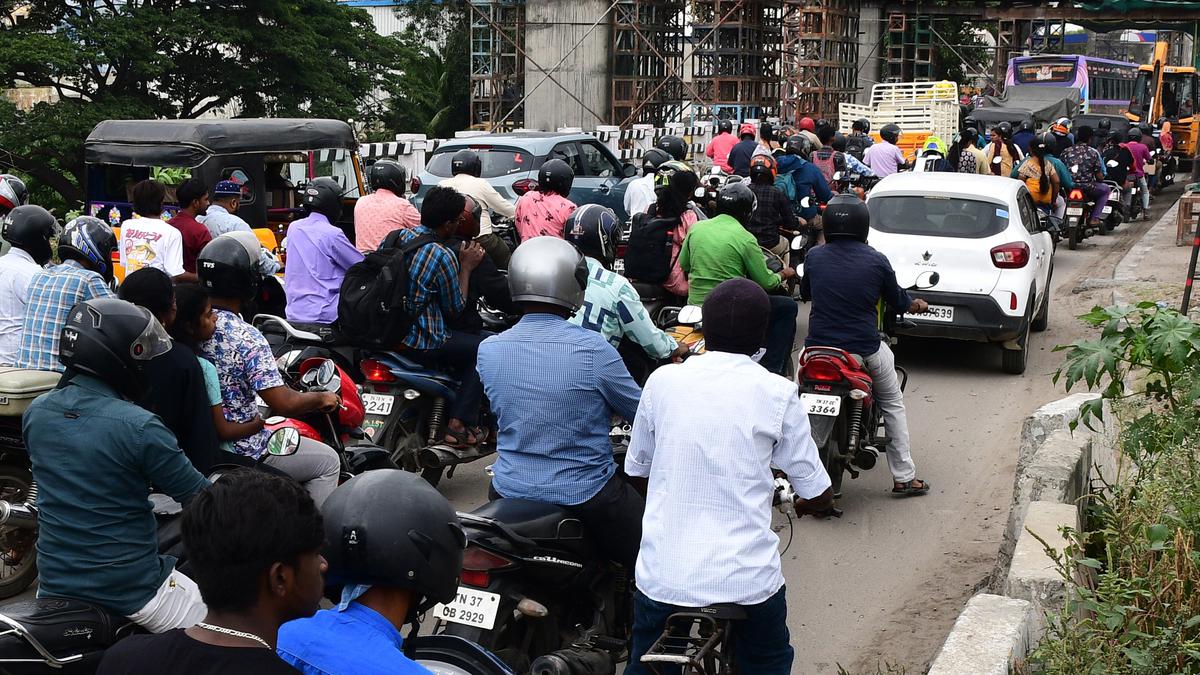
811 148 839 185
623 212 677 284
336 232 438 347
774 170 799 203
845 134 869 161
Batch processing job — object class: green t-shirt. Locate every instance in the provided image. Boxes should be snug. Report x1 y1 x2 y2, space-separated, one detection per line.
678 213 783 306
198 357 235 454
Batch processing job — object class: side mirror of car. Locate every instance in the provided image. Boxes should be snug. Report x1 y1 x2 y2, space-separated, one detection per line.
622 163 638 178
915 271 940 289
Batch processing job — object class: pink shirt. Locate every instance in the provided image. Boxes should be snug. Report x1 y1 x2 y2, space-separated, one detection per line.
514 191 577 241
706 134 738 172
1124 141 1151 178
353 189 420 252
664 210 700 297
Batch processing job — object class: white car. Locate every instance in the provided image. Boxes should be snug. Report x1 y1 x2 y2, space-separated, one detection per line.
866 173 1055 375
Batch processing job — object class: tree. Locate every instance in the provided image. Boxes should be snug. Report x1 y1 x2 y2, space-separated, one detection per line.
0 0 403 211
383 0 470 139
932 19 990 86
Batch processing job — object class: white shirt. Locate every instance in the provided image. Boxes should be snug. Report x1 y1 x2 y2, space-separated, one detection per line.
0 249 41 366
623 174 656 217
625 351 831 607
119 216 185 277
439 174 516 237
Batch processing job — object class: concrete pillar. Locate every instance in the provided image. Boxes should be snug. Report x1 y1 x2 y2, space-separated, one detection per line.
594 125 621 155
523 0 613 131
393 133 429 177
858 2 883 102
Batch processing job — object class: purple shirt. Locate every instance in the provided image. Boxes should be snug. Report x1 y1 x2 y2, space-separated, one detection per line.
283 213 364 324
863 142 906 178
1125 141 1151 178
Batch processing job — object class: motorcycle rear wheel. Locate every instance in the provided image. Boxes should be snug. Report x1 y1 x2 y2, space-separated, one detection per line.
0 467 37 600
1067 224 1078 250
818 437 845 499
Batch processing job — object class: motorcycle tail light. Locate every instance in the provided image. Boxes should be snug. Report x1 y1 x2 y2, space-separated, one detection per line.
360 359 397 383
461 569 490 587
1069 189 1083 201
461 546 513 588
990 242 1029 269
513 178 538 196
801 359 843 382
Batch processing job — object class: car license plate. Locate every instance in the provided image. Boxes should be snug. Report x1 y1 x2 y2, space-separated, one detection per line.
361 393 394 416
1102 205 1112 215
1066 207 1083 216
433 587 501 629
801 393 841 417
920 305 954 323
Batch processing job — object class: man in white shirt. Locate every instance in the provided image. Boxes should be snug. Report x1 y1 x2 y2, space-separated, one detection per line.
439 150 516 269
624 148 671 217
119 180 192 282
0 205 56 365
624 278 832 675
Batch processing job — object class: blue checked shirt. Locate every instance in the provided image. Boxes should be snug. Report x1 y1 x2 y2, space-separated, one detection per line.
17 260 114 372
478 313 641 506
392 225 464 350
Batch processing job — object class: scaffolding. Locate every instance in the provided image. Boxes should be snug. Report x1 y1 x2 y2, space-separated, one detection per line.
780 0 860 124
611 0 687 126
469 0 526 130
691 0 784 121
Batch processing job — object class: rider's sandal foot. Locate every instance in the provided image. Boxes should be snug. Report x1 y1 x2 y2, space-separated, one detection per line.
442 427 479 449
892 479 931 496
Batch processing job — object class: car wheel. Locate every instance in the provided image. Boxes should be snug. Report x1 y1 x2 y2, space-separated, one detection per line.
1032 278 1050 333
1002 309 1032 375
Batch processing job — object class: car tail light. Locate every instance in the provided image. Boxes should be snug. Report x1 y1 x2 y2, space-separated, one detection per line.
513 178 538 196
801 359 844 382
360 359 397 383
990 242 1029 269
410 176 421 194
1069 189 1083 201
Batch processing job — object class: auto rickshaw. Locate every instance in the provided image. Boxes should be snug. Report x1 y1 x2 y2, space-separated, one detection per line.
84 118 366 280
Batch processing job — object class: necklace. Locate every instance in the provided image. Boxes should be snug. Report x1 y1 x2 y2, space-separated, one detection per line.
194 621 271 649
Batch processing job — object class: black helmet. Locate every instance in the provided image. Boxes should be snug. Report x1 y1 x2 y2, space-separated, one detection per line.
652 160 700 209
880 124 901 144
831 133 848 152
58 216 117 282
367 159 407 195
2 205 57 265
815 118 832 134
301 177 343 223
1155 116 1168 128
715 181 756 225
786 134 813 161
537 158 574 196
995 121 1013 139
321 470 465 615
962 115 979 131
1019 120 1035 133
717 119 733 135
640 147 672 175
450 149 482 177
823 193 870 242
961 127 980 145
656 135 687 161
852 118 870 134
1127 128 1143 142
1097 118 1112 131
198 233 264 300
59 297 172 397
563 203 619 266
0 175 28 213
1031 132 1056 155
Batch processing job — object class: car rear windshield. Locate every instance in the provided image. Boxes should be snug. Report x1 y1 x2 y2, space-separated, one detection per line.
425 148 540 178
868 195 1009 239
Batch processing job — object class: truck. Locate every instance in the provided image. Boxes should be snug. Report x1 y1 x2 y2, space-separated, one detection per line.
838 81 961 159
1126 41 1199 166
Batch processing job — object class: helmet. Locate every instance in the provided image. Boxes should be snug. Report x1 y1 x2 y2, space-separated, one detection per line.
301 177 343 223
450 149 482 177
321 470 465 614
58 216 117 282
1019 120 1035 133
921 136 947 156
1050 121 1069 136
640 147 672 175
852 118 871 134
717 119 733 135
995 121 1013 139
962 115 979 131
1139 122 1153 136
508 236 589 311
880 124 901 144
563 203 619 266
1097 118 1112 131
2 205 57 264
831 133 848 152
785 134 813 160
59 297 172 396
656 135 687 161
1055 117 1071 131
367 160 407 195
1155 116 1168 128
1127 128 1143 142
714 181 756 225
823 193 870 242
799 117 816 132
653 160 700 209
1032 132 1056 154
537 158 574 196
198 232 265 300
815 119 832 135
738 122 757 138
961 127 979 145
0 175 28 213
748 154 777 182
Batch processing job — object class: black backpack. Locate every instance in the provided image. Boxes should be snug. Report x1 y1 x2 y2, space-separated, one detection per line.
845 134 869 162
337 232 438 347
622 212 678 284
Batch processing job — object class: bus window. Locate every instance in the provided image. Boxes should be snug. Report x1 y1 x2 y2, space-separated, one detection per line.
1162 72 1196 119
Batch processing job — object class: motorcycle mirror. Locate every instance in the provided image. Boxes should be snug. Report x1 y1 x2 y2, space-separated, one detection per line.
914 271 940 289
799 196 811 208
266 427 301 457
277 350 303 372
676 305 703 326
315 359 339 392
790 234 808 251
832 171 842 181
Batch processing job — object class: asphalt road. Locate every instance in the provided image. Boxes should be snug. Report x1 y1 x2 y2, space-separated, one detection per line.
435 185 1181 674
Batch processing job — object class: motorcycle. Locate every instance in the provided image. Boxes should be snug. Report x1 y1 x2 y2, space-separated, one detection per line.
1101 180 1125 232
1150 145 1177 195
0 368 61 600
1063 186 1103 250
797 271 939 499
435 499 632 674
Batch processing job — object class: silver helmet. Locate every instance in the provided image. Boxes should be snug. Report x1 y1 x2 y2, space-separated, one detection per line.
508 237 589 311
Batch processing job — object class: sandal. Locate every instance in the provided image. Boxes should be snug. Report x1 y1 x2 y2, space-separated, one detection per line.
892 479 931 497
442 426 480 449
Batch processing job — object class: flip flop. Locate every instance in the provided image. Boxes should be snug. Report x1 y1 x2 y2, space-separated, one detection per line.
892 479 931 497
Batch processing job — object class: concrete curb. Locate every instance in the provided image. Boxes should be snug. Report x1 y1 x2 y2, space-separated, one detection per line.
1004 501 1077 629
927 594 1035 675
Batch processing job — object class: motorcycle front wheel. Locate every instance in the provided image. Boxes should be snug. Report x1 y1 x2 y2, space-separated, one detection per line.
0 467 37 599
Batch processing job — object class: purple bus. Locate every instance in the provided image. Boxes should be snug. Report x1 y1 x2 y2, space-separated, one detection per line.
1005 54 1139 114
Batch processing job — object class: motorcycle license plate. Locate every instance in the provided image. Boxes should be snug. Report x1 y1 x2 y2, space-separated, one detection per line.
801 393 841 417
1102 205 1112 215
920 305 954 323
1066 207 1083 217
361 393 394 416
433 587 501 629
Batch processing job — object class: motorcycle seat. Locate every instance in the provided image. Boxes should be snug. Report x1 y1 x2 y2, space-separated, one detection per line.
376 351 450 379
469 498 589 551
633 282 670 301
0 598 134 661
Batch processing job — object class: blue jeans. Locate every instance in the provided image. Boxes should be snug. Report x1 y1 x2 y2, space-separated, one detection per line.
626 586 794 675
762 295 799 376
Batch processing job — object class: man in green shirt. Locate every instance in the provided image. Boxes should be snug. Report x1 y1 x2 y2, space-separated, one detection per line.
680 182 798 375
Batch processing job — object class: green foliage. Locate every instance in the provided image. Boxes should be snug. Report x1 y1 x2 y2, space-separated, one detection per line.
381 1 470 138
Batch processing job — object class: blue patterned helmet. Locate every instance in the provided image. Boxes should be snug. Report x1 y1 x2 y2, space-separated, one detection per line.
59 216 117 282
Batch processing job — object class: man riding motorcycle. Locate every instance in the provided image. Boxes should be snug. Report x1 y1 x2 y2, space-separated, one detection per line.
0 174 28 216
798 194 931 497
775 134 833 232
624 147 672 217
0 204 57 366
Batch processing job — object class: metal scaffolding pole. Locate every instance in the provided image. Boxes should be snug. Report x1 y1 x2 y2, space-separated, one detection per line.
781 0 861 124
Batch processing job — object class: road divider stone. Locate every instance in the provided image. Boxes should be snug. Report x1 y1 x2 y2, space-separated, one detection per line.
1004 500 1077 629
927 593 1035 675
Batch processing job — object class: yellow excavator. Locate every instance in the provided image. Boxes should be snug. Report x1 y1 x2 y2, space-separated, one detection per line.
1126 41 1199 166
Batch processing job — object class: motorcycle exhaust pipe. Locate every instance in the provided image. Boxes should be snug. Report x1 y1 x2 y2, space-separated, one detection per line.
417 444 486 470
0 501 37 530
530 648 615 675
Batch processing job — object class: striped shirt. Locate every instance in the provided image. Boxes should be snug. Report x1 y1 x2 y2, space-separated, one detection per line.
391 225 464 350
16 261 114 372
570 257 677 360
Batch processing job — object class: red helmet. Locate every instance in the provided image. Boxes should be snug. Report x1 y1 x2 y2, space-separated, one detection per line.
738 122 757 138
799 117 816 132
